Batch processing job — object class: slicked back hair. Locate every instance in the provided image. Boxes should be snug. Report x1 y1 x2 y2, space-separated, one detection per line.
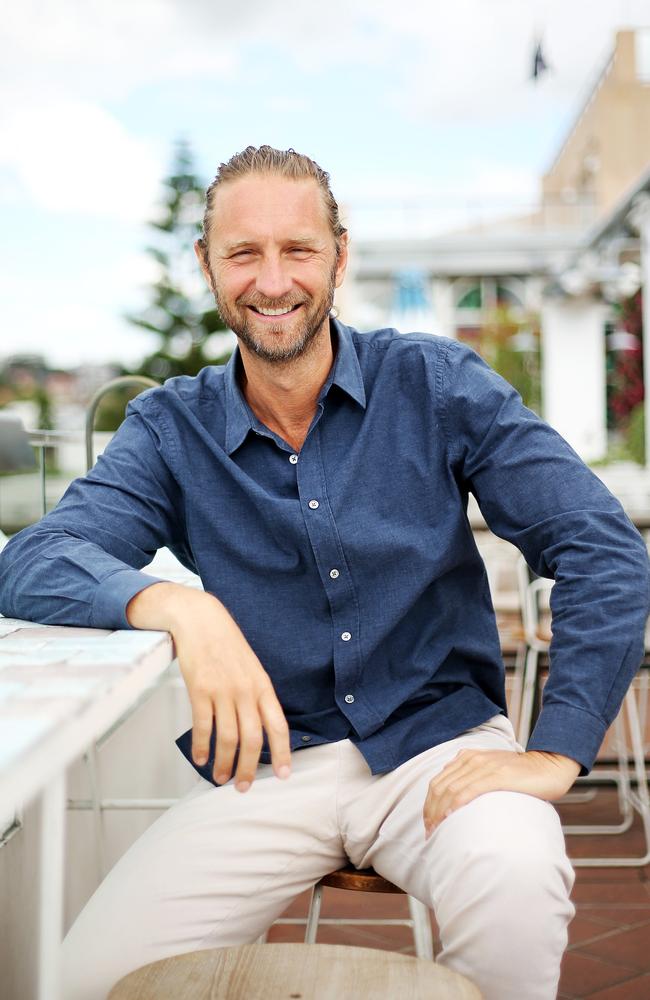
197 145 347 258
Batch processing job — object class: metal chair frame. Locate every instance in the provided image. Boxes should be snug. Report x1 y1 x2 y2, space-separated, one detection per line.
516 556 650 866
260 867 435 960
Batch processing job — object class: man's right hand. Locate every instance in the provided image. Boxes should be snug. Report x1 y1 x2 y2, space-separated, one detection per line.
126 582 291 791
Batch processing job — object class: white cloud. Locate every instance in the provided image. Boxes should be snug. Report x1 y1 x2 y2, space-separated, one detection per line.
0 100 162 221
1 1 238 105
376 0 650 123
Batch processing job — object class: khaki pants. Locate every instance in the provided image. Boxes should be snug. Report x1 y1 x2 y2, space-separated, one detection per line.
62 715 575 1000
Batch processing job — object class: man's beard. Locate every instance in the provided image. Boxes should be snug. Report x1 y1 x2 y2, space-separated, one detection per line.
211 266 337 364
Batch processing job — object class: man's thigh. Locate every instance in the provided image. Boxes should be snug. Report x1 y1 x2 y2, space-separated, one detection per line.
339 713 530 866
338 716 574 1000
62 741 347 1000
340 714 571 885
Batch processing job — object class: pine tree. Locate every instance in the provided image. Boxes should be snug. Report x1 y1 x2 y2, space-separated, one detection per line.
129 137 231 382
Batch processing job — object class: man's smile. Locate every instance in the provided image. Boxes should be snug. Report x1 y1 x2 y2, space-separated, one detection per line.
246 303 303 322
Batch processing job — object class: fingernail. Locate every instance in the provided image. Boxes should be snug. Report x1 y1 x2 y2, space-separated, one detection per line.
424 825 433 840
236 781 250 793
278 765 291 779
215 773 229 785
195 755 207 765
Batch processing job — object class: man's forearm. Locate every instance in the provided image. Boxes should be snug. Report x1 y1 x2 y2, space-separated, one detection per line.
126 580 292 787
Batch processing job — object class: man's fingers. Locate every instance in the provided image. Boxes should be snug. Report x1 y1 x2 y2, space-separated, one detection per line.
233 699 264 792
425 774 498 833
422 751 518 832
426 749 479 790
190 694 215 766
259 687 291 779
213 699 239 785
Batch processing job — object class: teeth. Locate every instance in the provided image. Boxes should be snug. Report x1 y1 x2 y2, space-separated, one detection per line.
255 306 295 316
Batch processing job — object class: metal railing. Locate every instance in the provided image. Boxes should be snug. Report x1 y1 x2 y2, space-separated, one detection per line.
24 376 159 518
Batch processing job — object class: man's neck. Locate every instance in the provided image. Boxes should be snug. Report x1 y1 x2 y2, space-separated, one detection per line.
238 320 336 452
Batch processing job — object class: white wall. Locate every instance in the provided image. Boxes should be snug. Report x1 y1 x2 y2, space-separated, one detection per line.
541 296 608 462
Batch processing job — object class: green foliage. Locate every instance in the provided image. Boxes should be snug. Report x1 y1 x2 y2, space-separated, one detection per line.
625 402 645 465
125 138 232 415
461 307 542 413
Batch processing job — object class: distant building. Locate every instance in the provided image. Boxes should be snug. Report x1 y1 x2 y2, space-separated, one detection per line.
543 30 650 223
345 29 650 464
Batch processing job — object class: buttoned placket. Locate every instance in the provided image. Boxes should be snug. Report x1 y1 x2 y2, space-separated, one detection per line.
291 410 382 737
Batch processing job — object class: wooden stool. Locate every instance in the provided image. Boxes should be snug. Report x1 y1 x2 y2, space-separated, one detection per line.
300 864 435 959
108 942 482 999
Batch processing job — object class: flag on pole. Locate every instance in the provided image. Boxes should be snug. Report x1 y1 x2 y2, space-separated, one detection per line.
532 39 549 80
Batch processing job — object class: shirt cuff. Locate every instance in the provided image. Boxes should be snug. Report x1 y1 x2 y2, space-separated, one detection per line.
91 569 168 630
526 702 608 775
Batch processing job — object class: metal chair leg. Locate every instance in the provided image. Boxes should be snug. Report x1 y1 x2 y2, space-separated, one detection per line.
304 883 323 943
408 895 434 959
570 688 650 867
82 745 106 880
517 645 539 745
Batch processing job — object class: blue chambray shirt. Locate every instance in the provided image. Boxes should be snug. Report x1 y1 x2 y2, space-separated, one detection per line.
1 319 648 778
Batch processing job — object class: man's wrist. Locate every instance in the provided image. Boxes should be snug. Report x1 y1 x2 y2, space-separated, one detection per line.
126 581 224 634
527 749 581 778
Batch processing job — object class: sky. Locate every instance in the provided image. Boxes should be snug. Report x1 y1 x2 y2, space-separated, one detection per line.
1 0 649 368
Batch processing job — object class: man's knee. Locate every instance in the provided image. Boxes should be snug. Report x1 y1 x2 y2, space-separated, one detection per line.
433 790 574 914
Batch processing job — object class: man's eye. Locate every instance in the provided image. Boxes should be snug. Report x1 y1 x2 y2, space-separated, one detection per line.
231 250 253 259
289 247 311 256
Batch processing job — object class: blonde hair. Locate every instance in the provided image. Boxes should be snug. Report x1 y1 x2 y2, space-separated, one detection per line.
198 145 347 256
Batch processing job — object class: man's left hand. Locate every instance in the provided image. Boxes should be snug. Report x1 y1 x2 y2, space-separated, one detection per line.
423 749 581 838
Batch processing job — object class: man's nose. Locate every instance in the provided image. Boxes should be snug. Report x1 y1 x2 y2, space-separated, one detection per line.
254 256 293 300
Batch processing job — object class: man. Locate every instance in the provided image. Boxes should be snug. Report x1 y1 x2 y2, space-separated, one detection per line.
1 145 648 1000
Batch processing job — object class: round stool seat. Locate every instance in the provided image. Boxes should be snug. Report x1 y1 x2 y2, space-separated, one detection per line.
108 942 482 999
318 863 404 893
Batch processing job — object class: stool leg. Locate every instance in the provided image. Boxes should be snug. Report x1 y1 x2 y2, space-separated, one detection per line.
304 884 323 944
408 895 434 960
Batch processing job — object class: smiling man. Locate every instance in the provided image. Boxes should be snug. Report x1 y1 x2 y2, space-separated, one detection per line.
1 146 648 1000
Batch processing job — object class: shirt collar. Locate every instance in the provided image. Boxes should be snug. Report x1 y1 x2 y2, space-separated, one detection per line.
326 317 367 410
223 317 366 456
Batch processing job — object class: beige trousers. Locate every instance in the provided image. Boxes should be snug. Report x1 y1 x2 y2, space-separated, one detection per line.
62 715 575 1000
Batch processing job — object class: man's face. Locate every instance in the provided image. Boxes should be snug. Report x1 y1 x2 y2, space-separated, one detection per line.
195 174 347 364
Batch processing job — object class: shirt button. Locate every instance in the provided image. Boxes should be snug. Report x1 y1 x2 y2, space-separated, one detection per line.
344 694 355 704
308 499 319 509
301 735 312 742
341 631 351 641
289 454 298 464
329 568 340 579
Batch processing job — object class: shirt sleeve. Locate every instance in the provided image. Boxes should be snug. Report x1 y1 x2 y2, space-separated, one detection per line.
0 394 182 630
439 338 650 773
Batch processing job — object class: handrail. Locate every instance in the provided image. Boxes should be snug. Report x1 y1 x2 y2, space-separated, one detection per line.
16 376 159 518
84 375 159 473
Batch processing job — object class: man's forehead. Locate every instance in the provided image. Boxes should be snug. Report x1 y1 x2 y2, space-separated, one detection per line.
208 174 330 241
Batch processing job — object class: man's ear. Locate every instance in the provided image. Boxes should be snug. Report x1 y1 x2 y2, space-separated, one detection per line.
194 239 213 289
334 230 349 289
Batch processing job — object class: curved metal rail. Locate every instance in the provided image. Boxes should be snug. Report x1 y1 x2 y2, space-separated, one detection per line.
85 375 159 473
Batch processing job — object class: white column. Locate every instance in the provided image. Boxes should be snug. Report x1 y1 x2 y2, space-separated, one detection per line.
541 296 608 462
431 279 455 338
637 208 650 467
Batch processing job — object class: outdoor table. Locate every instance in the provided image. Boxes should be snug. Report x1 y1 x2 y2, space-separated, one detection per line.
0 548 201 1000
0 619 175 1000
